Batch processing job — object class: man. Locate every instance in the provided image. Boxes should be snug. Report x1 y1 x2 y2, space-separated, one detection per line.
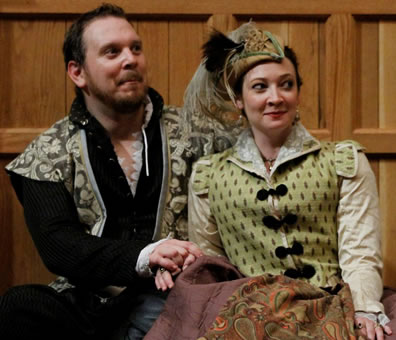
0 4 237 340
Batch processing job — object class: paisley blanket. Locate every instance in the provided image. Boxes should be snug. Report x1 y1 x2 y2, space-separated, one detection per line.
144 255 359 340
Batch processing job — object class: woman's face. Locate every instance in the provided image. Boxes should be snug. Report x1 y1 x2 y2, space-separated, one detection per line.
236 58 299 139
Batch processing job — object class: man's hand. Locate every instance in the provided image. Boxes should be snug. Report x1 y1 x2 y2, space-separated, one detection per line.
149 239 203 291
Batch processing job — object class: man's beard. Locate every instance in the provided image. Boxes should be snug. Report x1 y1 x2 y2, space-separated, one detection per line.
89 82 149 114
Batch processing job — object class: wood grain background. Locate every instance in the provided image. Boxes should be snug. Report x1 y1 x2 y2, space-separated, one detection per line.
1 0 396 293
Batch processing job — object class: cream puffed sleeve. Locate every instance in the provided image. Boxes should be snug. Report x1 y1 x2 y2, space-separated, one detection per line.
337 144 385 314
188 158 227 257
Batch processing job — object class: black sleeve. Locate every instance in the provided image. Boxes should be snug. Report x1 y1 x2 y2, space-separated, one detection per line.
16 175 148 289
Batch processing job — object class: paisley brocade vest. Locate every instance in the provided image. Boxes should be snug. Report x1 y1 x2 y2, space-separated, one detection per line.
5 95 241 293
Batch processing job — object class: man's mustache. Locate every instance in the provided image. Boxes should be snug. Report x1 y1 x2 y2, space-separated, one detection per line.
118 71 143 84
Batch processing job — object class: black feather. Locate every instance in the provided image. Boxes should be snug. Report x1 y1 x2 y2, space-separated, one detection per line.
203 30 243 73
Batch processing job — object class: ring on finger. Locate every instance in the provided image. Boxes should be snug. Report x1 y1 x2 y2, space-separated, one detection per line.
159 267 167 273
374 322 382 329
357 323 364 329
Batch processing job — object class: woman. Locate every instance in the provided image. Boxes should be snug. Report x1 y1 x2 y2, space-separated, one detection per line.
187 23 392 340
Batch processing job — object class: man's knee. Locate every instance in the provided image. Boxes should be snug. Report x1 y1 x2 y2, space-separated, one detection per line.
116 292 167 340
0 284 90 339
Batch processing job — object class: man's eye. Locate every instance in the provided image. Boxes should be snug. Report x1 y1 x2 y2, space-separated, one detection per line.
105 48 118 55
132 44 142 53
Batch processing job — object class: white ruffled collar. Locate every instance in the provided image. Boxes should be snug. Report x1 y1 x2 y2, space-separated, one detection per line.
230 122 321 178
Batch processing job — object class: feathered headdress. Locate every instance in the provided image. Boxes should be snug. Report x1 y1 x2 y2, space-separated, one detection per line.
183 22 285 123
202 30 245 73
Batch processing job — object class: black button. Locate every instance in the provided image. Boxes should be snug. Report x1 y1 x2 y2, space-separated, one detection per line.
284 268 299 279
257 189 268 201
283 213 297 225
263 213 297 230
263 216 282 230
256 184 288 201
284 265 315 279
275 242 303 259
301 265 315 278
276 184 288 196
321 284 342 295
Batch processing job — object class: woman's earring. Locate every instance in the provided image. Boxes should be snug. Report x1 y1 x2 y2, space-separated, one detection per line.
293 108 300 125
237 109 246 125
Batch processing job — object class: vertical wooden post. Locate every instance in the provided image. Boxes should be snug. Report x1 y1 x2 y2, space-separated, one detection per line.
324 14 356 140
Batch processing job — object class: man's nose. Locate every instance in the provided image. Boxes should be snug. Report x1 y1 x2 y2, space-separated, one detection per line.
122 48 138 67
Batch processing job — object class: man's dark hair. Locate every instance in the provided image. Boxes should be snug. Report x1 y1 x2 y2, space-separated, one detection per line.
63 3 126 70
62 4 127 98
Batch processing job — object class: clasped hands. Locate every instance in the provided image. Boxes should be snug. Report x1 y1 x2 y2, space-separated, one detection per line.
149 239 203 291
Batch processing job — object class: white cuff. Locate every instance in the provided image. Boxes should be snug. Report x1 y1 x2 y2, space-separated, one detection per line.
135 236 170 277
355 312 391 327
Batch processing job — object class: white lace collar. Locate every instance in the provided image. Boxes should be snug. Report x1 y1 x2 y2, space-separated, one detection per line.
229 122 321 178
142 95 153 128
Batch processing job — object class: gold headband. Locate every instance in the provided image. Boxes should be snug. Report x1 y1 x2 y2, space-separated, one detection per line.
222 29 285 105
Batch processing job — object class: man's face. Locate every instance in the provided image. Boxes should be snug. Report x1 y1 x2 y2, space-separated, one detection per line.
79 16 148 113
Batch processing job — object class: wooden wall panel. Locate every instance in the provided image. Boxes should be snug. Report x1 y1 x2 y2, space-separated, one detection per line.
136 21 169 103
66 20 76 111
10 187 55 286
380 160 396 285
318 22 327 130
0 158 13 292
378 21 396 286
325 14 356 140
368 158 380 189
169 20 206 106
1 0 396 292
0 19 67 128
0 157 55 290
353 20 396 154
289 21 320 130
357 21 379 129
379 21 396 129
207 14 237 34
2 0 396 16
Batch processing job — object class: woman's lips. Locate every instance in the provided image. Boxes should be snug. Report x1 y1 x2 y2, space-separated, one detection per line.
264 111 287 118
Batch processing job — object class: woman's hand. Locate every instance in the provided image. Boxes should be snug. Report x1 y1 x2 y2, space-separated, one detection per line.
154 266 180 291
355 315 392 340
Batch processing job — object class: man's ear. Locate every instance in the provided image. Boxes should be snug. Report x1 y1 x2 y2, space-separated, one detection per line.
67 61 86 88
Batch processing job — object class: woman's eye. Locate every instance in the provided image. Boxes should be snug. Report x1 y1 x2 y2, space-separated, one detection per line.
252 83 267 90
282 80 294 89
